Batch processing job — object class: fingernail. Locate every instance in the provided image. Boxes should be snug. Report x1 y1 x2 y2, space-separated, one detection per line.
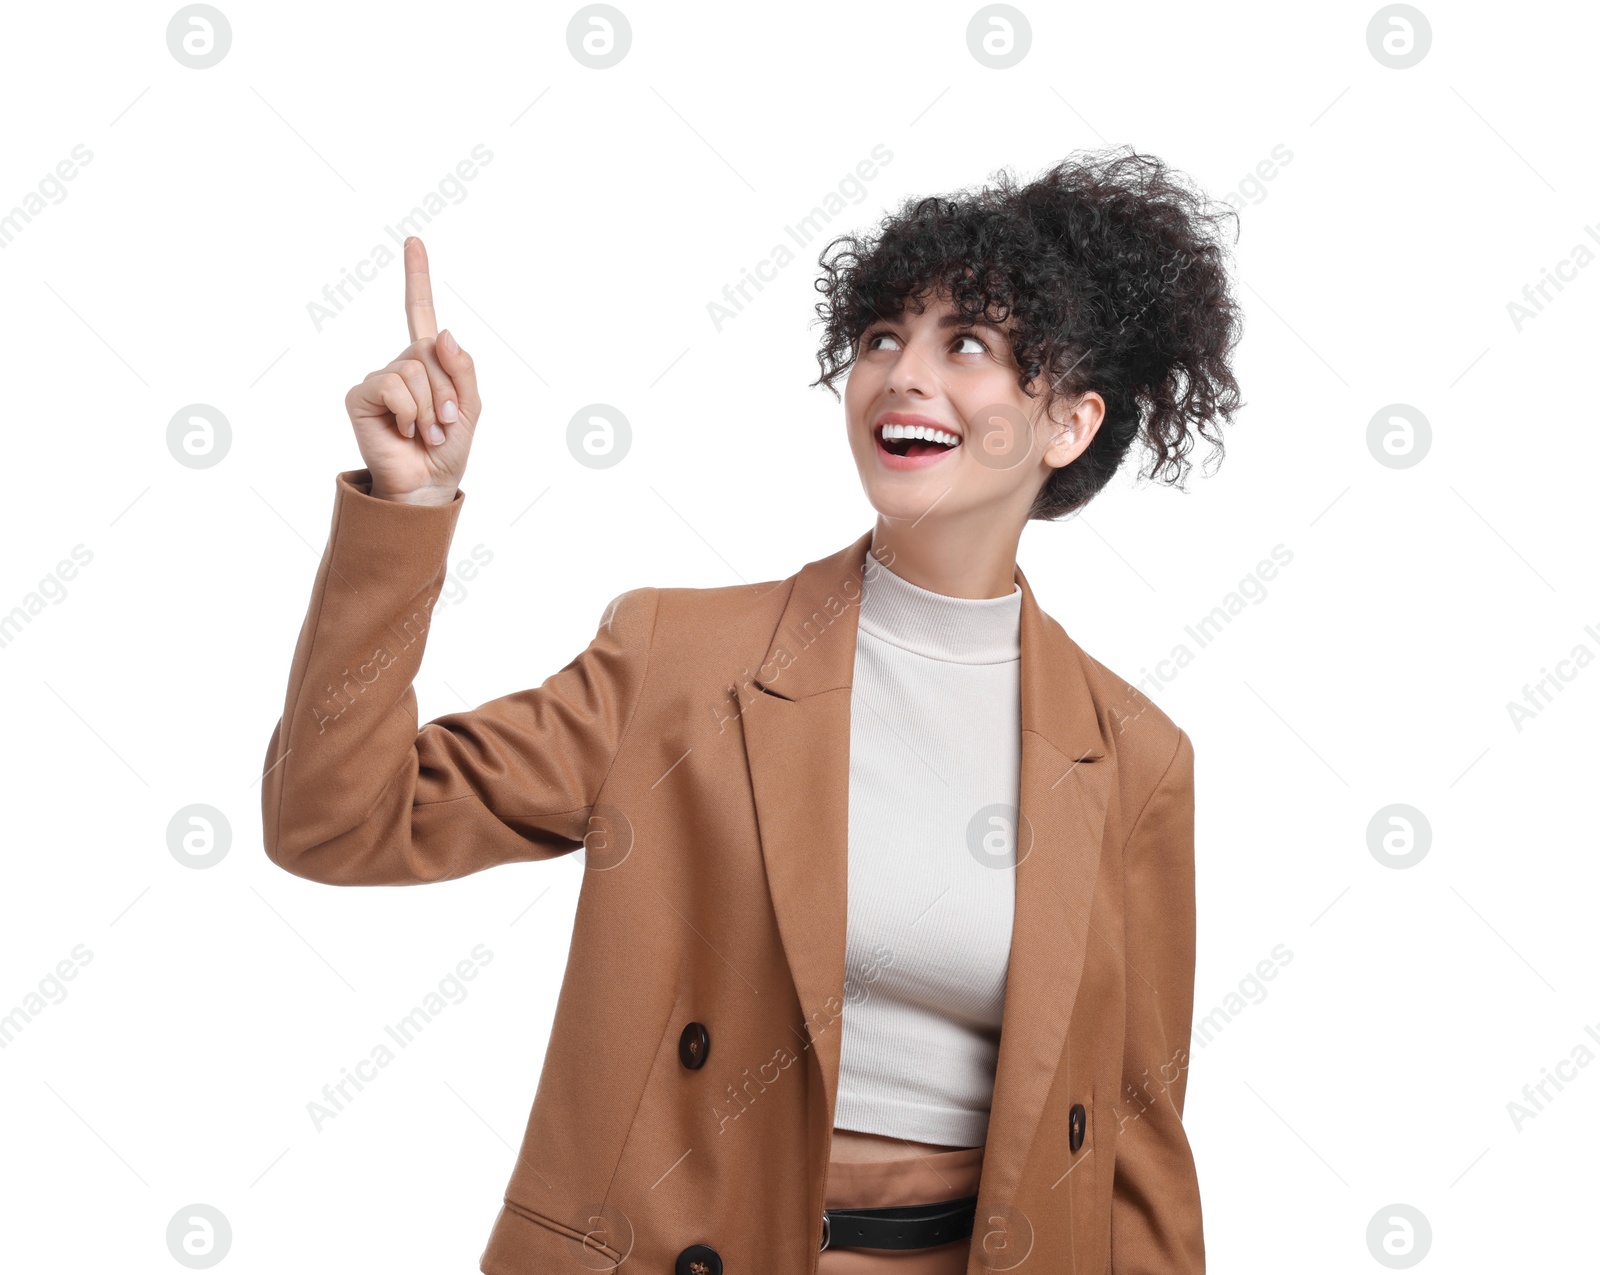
440 399 458 423
438 328 456 354
429 424 446 445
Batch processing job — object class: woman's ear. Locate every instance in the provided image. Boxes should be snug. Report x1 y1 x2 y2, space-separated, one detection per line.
1041 391 1104 469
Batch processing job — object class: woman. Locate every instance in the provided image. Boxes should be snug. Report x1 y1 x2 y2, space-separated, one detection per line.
262 144 1242 1275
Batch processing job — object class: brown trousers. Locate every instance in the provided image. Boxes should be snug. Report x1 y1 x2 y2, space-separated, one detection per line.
817 1144 985 1275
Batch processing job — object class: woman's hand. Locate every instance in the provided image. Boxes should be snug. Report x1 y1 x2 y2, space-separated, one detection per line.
343 236 480 505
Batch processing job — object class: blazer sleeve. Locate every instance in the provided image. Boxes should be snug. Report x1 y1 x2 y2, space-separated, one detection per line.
1110 727 1205 1272
260 468 659 887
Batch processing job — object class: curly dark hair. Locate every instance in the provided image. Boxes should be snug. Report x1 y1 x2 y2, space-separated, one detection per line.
809 144 1245 520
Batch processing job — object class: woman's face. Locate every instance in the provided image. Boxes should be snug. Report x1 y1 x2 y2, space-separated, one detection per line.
843 290 1102 529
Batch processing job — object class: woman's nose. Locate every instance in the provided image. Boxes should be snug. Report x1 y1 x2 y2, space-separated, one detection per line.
883 345 936 398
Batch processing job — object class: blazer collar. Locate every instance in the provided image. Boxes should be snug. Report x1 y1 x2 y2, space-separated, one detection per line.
739 528 1117 1245
752 528 1107 763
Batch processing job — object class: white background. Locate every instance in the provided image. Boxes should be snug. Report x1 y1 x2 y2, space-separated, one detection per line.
1 0 1594 1270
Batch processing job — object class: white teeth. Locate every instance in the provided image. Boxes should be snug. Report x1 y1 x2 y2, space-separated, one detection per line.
880 422 961 447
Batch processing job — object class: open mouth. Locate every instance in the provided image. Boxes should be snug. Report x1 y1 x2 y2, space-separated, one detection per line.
875 422 962 460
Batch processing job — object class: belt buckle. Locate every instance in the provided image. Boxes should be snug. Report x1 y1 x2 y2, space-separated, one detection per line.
819 1208 831 1252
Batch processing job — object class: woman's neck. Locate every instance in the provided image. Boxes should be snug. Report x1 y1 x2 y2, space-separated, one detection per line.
868 519 1023 600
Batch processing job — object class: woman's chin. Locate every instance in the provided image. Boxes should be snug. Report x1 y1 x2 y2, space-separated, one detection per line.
860 479 960 524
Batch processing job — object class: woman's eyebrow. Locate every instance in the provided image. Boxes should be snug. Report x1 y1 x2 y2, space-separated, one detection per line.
936 314 1006 331
861 314 1008 336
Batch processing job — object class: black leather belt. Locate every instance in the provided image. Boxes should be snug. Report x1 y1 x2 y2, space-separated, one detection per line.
820 1195 978 1251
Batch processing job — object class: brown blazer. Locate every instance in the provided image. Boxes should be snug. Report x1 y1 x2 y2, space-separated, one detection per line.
261 469 1204 1275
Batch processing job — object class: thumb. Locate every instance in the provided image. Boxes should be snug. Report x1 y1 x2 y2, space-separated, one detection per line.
436 328 479 418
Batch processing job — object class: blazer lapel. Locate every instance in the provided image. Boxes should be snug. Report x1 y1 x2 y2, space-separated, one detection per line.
739 529 1114 1229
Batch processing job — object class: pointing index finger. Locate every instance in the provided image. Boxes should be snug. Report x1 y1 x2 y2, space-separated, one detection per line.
404 237 438 344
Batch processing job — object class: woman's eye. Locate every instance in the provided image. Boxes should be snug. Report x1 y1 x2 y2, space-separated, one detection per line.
863 330 988 354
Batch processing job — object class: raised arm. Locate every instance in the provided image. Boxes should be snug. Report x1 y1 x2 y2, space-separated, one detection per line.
259 236 659 885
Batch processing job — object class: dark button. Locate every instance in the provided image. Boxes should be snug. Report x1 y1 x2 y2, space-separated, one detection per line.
678 1021 711 1070
675 1242 722 1275
1068 1102 1087 1153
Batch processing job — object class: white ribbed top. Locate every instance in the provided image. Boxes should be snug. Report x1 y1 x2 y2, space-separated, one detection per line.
833 555 1023 1149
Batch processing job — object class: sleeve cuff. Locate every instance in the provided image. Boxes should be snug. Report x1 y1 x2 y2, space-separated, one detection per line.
327 469 466 582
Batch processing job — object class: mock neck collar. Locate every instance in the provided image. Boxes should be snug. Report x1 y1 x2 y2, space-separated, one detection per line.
857 558 1021 664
